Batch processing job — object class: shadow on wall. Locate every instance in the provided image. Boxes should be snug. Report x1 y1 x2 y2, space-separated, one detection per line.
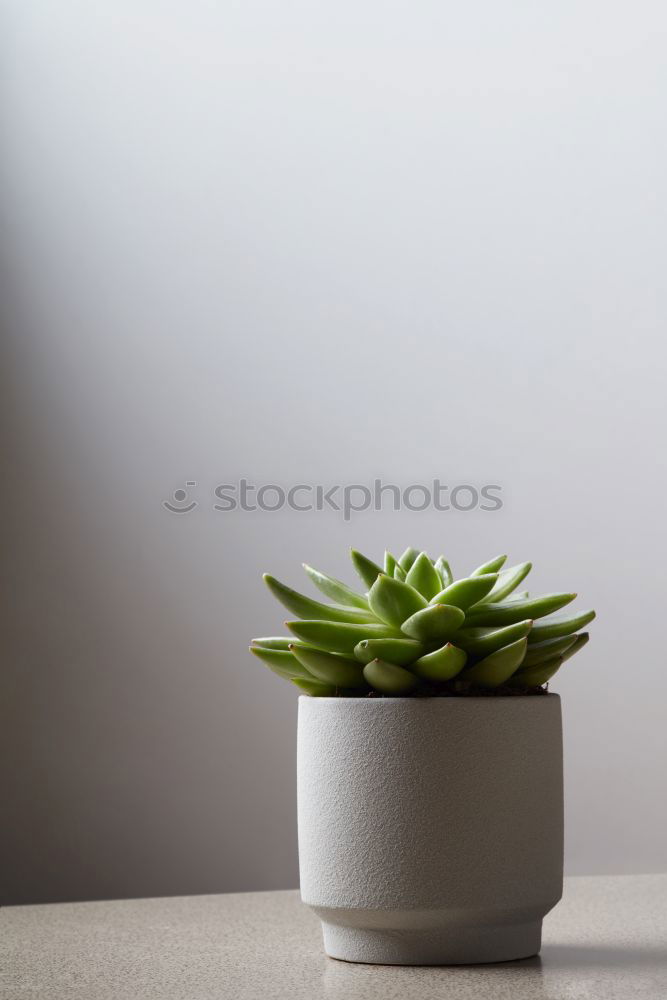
0 307 298 905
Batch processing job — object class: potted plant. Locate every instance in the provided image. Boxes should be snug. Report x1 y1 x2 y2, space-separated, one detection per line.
250 547 595 965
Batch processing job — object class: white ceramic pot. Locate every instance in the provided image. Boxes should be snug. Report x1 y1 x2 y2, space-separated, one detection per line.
297 695 563 965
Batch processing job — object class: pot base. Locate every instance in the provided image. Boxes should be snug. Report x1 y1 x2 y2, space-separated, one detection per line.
321 918 542 966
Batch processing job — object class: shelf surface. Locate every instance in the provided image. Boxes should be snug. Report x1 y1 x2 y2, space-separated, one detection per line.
2 874 666 999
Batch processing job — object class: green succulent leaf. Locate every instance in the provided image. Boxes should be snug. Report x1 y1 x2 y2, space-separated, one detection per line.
528 609 596 643
251 636 308 650
510 655 563 689
405 552 443 600
477 562 532 604
393 563 407 581
302 564 369 610
464 592 576 627
430 573 498 610
504 590 530 602
401 603 466 642
290 645 366 688
249 646 314 680
363 658 418 694
384 551 399 576
560 631 590 662
521 634 578 667
460 637 528 688
434 556 453 587
398 547 421 572
286 619 402 654
353 638 424 665
471 554 507 576
454 620 533 658
291 678 337 696
412 643 467 681
350 549 384 589
264 575 376 623
368 574 428 627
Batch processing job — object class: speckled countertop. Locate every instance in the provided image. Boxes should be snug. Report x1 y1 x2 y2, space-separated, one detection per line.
1 875 666 1000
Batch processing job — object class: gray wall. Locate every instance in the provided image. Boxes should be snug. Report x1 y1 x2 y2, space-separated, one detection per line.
2 0 666 905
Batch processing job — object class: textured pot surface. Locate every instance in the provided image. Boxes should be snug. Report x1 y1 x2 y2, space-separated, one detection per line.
297 695 563 965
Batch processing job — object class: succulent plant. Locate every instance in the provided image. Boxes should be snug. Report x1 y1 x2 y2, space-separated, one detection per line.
250 547 595 696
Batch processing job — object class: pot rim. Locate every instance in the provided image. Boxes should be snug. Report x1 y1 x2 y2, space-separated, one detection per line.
298 692 560 704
